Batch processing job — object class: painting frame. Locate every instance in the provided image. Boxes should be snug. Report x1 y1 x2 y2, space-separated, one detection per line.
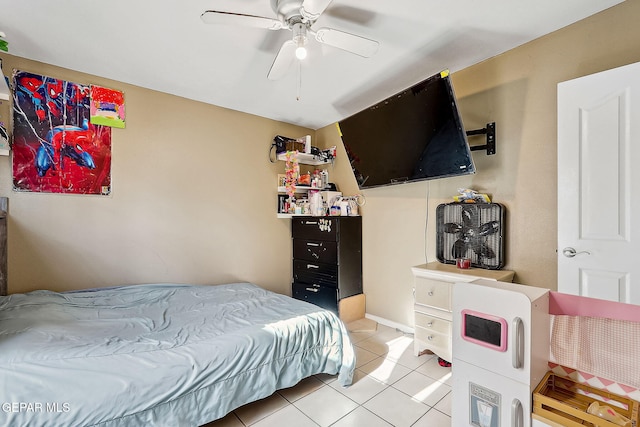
11 70 112 195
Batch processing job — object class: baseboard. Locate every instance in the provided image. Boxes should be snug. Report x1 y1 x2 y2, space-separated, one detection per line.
364 313 414 335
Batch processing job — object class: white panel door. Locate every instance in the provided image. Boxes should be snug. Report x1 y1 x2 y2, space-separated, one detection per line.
557 62 640 304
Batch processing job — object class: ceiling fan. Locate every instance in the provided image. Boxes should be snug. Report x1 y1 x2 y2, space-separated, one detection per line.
201 0 379 80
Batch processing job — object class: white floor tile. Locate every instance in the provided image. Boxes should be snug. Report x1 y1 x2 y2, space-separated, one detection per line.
294 384 359 427
412 408 451 427
386 338 432 370
278 375 325 403
434 391 451 416
356 335 391 356
373 324 406 341
363 387 430 427
331 406 393 427
250 404 318 427
314 373 338 384
415 357 452 384
359 356 413 385
233 393 289 426
354 346 379 368
329 369 389 404
348 330 378 344
203 412 244 427
393 370 451 407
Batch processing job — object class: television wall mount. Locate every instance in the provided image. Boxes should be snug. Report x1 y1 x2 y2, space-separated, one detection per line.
466 122 496 155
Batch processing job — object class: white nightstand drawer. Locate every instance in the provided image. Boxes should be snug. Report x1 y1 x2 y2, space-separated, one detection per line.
415 312 451 335
414 277 451 310
415 327 449 347
414 327 451 360
412 262 516 362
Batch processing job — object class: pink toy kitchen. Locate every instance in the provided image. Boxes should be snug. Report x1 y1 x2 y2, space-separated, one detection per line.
451 279 639 427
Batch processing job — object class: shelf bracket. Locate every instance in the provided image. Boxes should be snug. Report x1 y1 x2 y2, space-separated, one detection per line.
466 122 496 155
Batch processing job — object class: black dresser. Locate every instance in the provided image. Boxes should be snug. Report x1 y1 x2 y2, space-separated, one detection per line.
291 216 362 314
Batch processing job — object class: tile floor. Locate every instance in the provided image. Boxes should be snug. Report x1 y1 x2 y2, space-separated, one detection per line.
206 323 452 427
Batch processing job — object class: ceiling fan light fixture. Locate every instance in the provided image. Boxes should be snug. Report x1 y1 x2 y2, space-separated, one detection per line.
292 22 308 60
295 45 307 60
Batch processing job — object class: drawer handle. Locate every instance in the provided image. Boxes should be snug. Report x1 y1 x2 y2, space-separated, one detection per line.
428 291 434 296
306 242 320 247
304 221 318 225
306 264 320 269
427 335 434 341
305 287 319 293
427 322 433 327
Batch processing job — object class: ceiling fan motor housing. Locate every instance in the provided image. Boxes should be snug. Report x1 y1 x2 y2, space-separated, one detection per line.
272 0 313 24
436 202 505 270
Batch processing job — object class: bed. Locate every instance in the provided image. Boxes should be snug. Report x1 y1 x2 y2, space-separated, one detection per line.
0 281 355 427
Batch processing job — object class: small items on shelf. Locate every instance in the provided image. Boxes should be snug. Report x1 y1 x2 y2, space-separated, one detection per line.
269 134 336 165
277 190 365 218
275 139 351 217
276 149 336 165
452 188 491 203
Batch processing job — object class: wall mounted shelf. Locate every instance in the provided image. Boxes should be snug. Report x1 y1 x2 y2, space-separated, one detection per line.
276 152 333 166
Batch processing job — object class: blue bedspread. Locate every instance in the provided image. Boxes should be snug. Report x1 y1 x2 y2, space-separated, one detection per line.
0 283 355 426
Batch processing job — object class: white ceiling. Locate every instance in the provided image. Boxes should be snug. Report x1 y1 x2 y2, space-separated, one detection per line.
0 0 623 129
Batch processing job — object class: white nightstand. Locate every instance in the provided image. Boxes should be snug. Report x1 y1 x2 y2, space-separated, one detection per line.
411 261 515 361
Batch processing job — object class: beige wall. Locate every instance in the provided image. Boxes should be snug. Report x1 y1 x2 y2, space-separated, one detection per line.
318 1 640 326
0 55 311 295
2 1 639 328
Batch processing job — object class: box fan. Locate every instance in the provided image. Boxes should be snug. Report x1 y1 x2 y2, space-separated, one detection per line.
436 203 505 270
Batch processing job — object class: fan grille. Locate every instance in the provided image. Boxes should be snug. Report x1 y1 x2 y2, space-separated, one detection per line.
436 203 505 269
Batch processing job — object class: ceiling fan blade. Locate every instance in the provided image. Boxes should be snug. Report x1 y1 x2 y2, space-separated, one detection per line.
201 10 283 30
268 40 296 80
300 0 334 20
312 27 379 58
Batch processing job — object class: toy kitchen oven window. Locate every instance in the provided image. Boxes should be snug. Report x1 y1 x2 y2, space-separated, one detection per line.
461 309 509 352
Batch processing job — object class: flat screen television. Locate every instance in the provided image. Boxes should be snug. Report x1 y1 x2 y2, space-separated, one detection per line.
337 70 475 189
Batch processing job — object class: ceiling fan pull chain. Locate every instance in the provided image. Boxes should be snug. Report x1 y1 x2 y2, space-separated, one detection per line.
296 61 302 101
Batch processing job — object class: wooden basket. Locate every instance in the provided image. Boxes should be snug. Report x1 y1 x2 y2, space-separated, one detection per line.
533 372 639 427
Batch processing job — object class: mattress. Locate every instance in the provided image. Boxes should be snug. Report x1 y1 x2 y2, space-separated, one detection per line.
0 282 355 426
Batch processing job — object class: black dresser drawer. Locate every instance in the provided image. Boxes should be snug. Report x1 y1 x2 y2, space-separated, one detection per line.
292 217 338 241
292 283 338 314
293 259 338 287
291 216 361 313
293 239 338 264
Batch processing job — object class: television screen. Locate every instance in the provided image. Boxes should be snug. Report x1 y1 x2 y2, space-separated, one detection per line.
337 70 475 189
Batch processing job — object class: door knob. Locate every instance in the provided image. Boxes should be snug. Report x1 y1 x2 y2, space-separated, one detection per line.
562 247 591 258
